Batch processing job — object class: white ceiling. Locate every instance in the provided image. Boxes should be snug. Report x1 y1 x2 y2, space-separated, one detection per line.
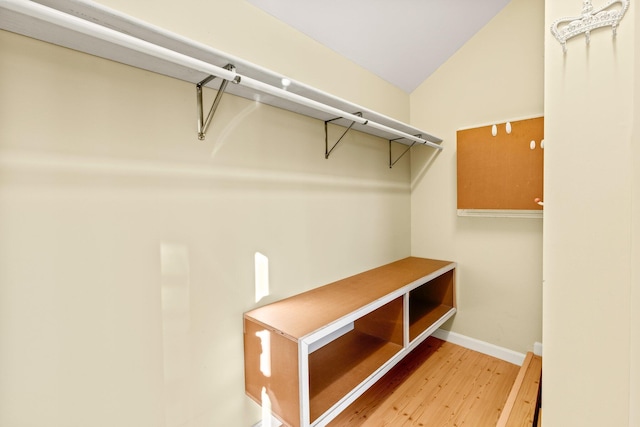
246 0 511 93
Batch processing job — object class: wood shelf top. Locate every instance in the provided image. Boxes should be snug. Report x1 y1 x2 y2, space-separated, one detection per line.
244 257 455 341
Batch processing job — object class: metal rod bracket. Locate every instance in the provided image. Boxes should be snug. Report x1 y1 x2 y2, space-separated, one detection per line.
196 64 238 140
389 135 420 168
324 112 363 159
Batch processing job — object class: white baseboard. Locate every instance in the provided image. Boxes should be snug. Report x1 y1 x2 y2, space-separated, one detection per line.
432 329 527 366
533 341 543 356
252 415 282 427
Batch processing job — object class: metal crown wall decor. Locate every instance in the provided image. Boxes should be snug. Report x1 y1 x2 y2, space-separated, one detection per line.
551 0 630 52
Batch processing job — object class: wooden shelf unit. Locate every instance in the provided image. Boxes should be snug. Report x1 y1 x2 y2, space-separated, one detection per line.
408 269 455 342
243 257 457 427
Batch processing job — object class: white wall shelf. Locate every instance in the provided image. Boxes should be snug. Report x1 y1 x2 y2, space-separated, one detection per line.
0 0 443 158
457 209 543 219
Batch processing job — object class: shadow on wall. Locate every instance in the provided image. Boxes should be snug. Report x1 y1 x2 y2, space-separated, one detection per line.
411 148 442 190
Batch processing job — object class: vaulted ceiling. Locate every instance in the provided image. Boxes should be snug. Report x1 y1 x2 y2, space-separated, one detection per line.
246 0 512 93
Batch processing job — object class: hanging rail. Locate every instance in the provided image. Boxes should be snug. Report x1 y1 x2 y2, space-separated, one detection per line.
1 0 238 81
1 0 443 151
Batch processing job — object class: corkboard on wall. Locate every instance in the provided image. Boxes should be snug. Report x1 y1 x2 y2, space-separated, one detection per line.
456 117 544 212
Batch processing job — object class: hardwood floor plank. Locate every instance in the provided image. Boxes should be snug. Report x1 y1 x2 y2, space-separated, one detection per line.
505 355 541 426
372 343 470 426
497 353 534 426
447 356 517 426
328 338 444 425
327 337 520 427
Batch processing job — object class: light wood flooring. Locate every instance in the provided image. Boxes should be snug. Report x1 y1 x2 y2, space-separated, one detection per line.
327 336 520 427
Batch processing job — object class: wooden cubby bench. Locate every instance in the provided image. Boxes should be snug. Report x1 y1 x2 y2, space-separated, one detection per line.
243 257 456 427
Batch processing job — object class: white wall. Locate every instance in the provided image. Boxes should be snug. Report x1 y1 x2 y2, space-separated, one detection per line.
0 9 413 426
410 0 544 354
543 0 638 426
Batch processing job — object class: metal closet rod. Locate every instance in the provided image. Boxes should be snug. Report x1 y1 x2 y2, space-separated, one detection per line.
3 0 442 150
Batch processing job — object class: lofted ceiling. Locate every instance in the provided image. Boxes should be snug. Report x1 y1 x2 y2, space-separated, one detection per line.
246 0 512 93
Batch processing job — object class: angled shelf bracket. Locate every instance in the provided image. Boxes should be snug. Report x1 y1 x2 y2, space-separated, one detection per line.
197 64 239 140
389 135 420 168
324 112 364 159
0 0 444 161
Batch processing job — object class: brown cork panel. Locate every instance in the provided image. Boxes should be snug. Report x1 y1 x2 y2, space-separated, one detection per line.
457 117 544 210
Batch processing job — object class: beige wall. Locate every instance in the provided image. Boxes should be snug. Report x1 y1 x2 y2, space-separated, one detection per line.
90 0 409 122
9 1 640 427
543 0 638 426
0 7 412 425
632 3 640 422
409 0 544 354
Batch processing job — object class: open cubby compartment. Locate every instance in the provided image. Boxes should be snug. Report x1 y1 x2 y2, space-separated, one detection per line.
307 295 404 423
408 269 455 342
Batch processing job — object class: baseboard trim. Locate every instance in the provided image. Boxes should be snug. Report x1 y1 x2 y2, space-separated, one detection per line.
251 415 282 427
432 329 527 366
533 341 543 356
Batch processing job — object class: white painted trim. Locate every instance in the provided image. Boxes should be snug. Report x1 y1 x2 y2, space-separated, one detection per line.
301 288 405 345
311 347 405 426
311 308 457 427
457 209 543 219
403 293 410 347
456 114 544 131
534 341 543 356
308 322 354 354
300 264 456 346
299 340 310 426
251 415 283 427
432 329 526 366
407 308 457 351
